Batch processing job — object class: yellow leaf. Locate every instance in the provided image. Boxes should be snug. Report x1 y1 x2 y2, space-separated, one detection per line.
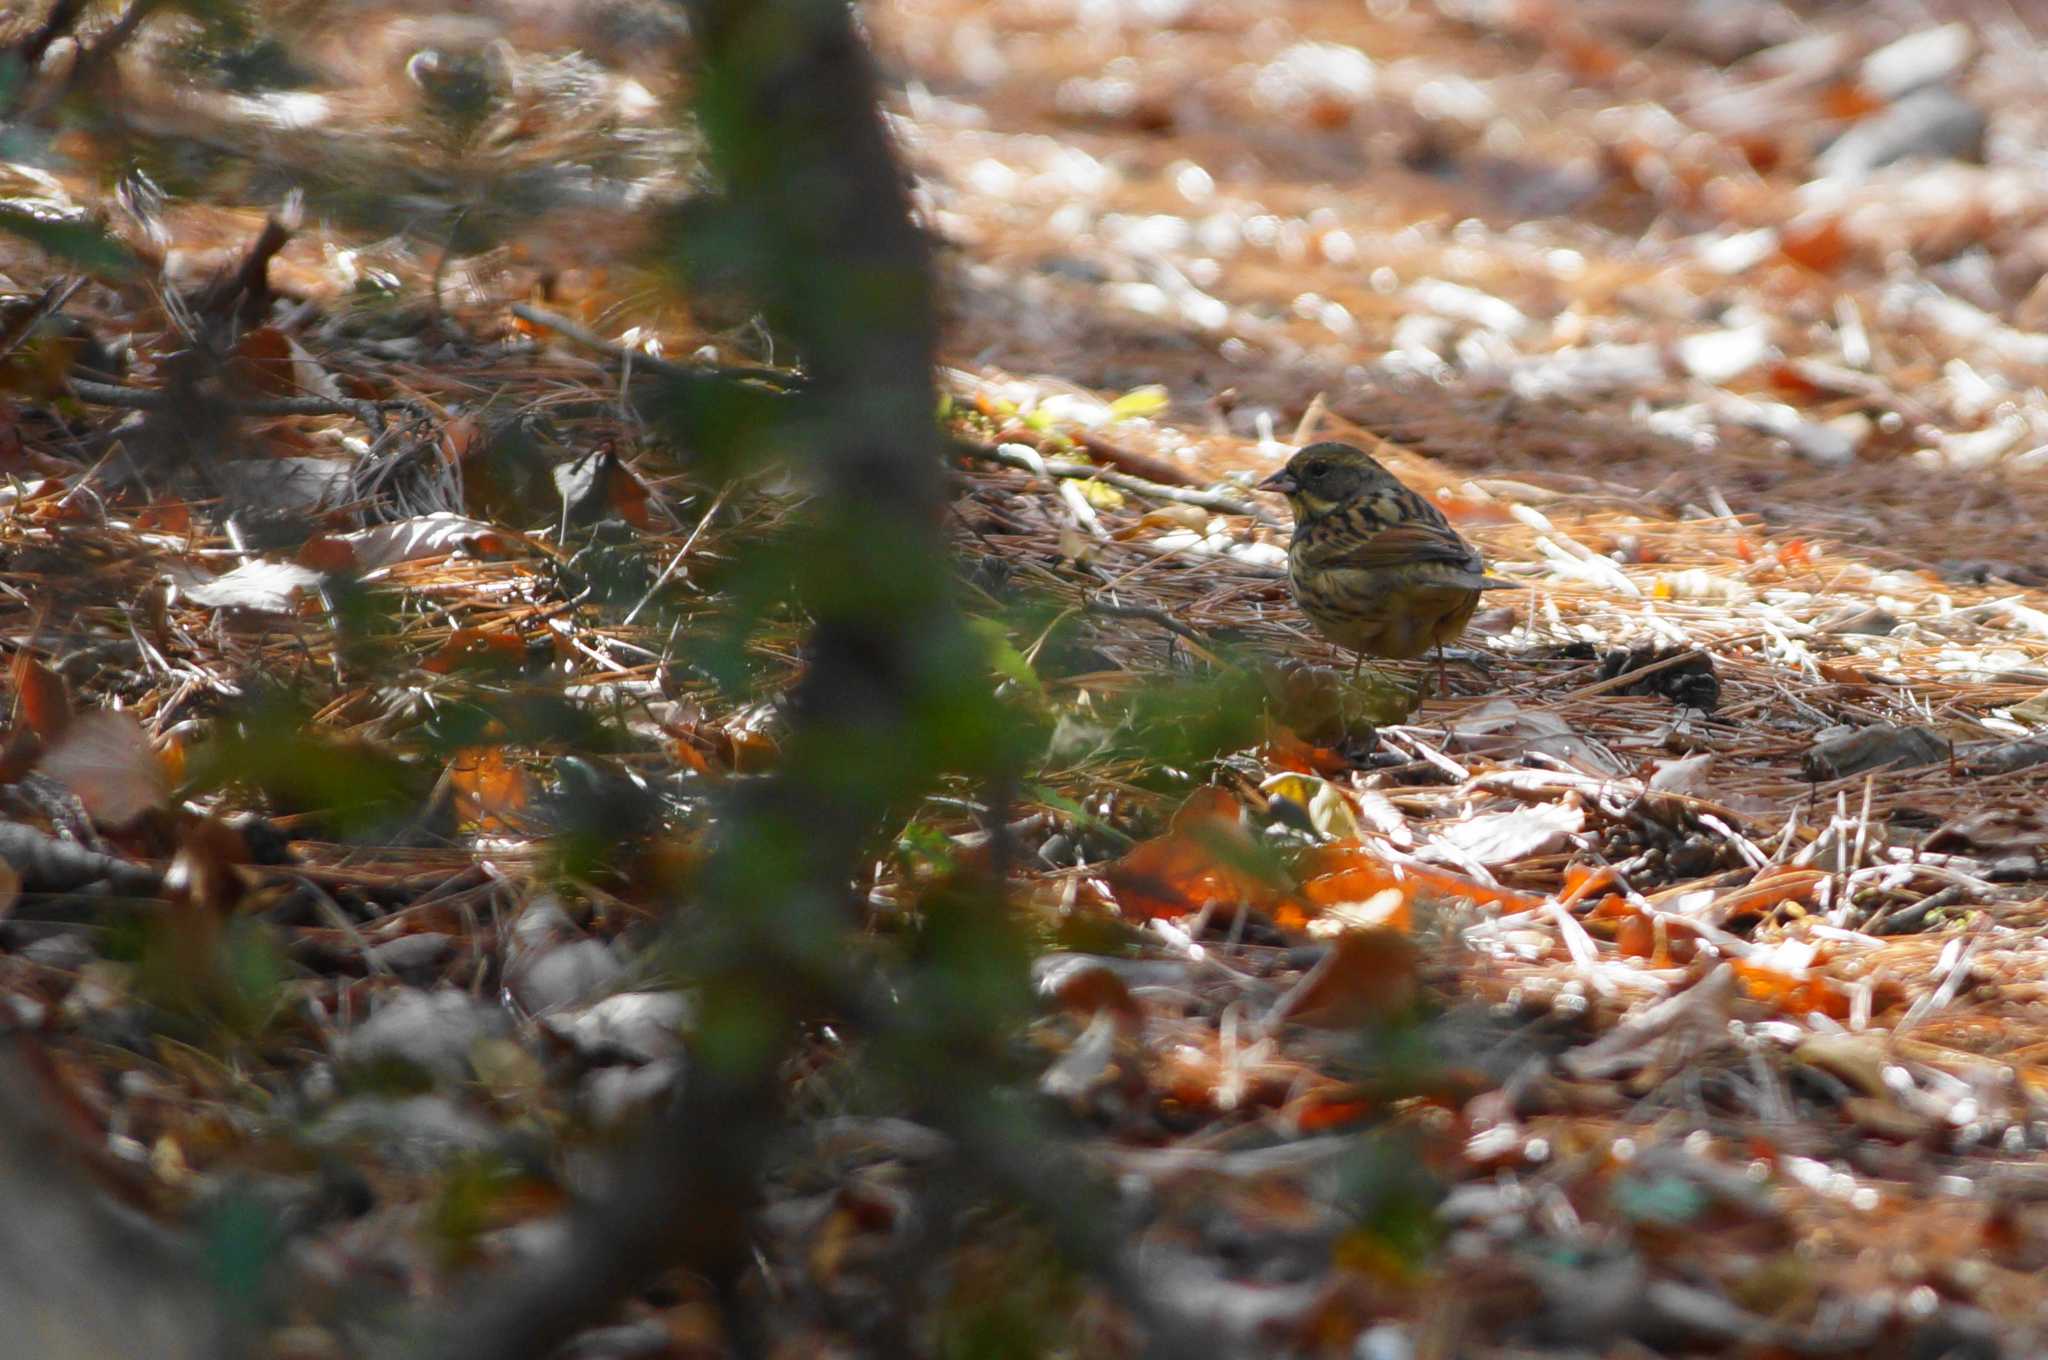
1077 478 1125 510
1108 385 1170 419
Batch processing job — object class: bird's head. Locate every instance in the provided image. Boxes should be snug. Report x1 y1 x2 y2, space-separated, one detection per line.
1257 442 1400 520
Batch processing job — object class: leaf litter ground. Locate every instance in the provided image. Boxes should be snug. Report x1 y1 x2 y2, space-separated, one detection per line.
11 1 2048 1355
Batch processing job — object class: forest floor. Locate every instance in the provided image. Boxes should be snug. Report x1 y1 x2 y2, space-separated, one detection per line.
10 0 2048 1356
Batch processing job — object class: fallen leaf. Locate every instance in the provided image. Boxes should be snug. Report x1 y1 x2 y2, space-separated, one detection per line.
449 747 531 832
1104 831 1254 922
40 709 169 826
180 559 325 614
1261 772 1361 839
553 448 658 529
133 500 194 535
337 514 510 570
1108 384 1169 419
422 628 528 673
1780 214 1850 273
1298 842 1541 913
163 815 251 915
1284 929 1418 1028
1420 802 1584 867
1732 958 1850 1021
220 457 354 517
1802 724 1947 780
1103 788 1293 921
12 654 71 742
1036 955 1142 1025
227 325 341 398
1169 786 1241 834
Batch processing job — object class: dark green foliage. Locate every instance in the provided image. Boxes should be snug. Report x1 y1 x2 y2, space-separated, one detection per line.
0 201 138 279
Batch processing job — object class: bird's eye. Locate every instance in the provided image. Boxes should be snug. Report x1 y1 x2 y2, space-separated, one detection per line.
1303 460 1329 480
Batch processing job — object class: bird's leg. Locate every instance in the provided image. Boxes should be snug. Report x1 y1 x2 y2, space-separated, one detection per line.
1433 642 1447 698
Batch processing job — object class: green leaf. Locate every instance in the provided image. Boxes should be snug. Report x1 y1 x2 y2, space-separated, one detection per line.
0 201 137 279
967 617 1044 698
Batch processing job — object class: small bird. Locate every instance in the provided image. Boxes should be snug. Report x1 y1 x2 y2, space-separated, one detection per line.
1259 441 1508 689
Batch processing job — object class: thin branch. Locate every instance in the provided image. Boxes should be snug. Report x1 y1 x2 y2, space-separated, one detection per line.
65 377 422 434
510 302 806 391
1083 597 1206 642
960 438 1284 526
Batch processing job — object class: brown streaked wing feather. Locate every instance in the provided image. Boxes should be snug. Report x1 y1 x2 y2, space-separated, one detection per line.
1304 523 1482 574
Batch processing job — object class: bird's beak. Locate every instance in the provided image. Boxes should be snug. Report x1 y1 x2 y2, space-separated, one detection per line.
1258 470 1298 495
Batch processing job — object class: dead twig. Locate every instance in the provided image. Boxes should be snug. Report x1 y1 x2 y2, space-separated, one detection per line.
961 438 1283 526
510 302 806 391
65 377 417 434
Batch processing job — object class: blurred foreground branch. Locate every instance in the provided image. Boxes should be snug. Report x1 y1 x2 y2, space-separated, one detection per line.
396 0 969 1355
0 1038 223 1360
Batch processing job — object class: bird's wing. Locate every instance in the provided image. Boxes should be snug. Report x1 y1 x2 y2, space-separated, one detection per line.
1306 522 1484 575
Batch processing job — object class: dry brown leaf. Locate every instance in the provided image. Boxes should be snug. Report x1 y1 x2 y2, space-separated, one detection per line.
40 710 169 826
423 628 528 674
12 654 71 743
1284 930 1418 1028
163 815 251 915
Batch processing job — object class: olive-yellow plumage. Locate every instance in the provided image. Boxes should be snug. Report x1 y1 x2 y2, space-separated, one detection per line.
1259 441 1504 670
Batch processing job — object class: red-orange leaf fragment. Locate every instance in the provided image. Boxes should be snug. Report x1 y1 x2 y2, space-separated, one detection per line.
449 747 531 832
423 628 527 674
1731 958 1851 1021
1780 214 1850 274
1286 929 1419 1028
1101 787 1290 922
164 815 252 915
12 653 72 743
1297 841 1543 915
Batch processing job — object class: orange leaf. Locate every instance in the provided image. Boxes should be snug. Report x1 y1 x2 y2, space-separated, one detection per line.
1104 832 1250 921
134 500 194 535
449 747 530 832
1616 912 1655 959
296 534 360 573
1731 959 1850 1020
12 654 72 743
1733 133 1783 175
1819 81 1885 121
227 325 299 396
607 463 658 530
1432 491 1515 525
442 415 485 462
1560 862 1616 905
1555 30 1623 81
1286 929 1419 1028
1288 1090 1375 1133
1040 958 1141 1025
1264 723 1350 777
164 815 251 915
1767 362 1827 400
423 628 526 673
1298 841 1543 914
1780 214 1850 274
1169 786 1241 834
